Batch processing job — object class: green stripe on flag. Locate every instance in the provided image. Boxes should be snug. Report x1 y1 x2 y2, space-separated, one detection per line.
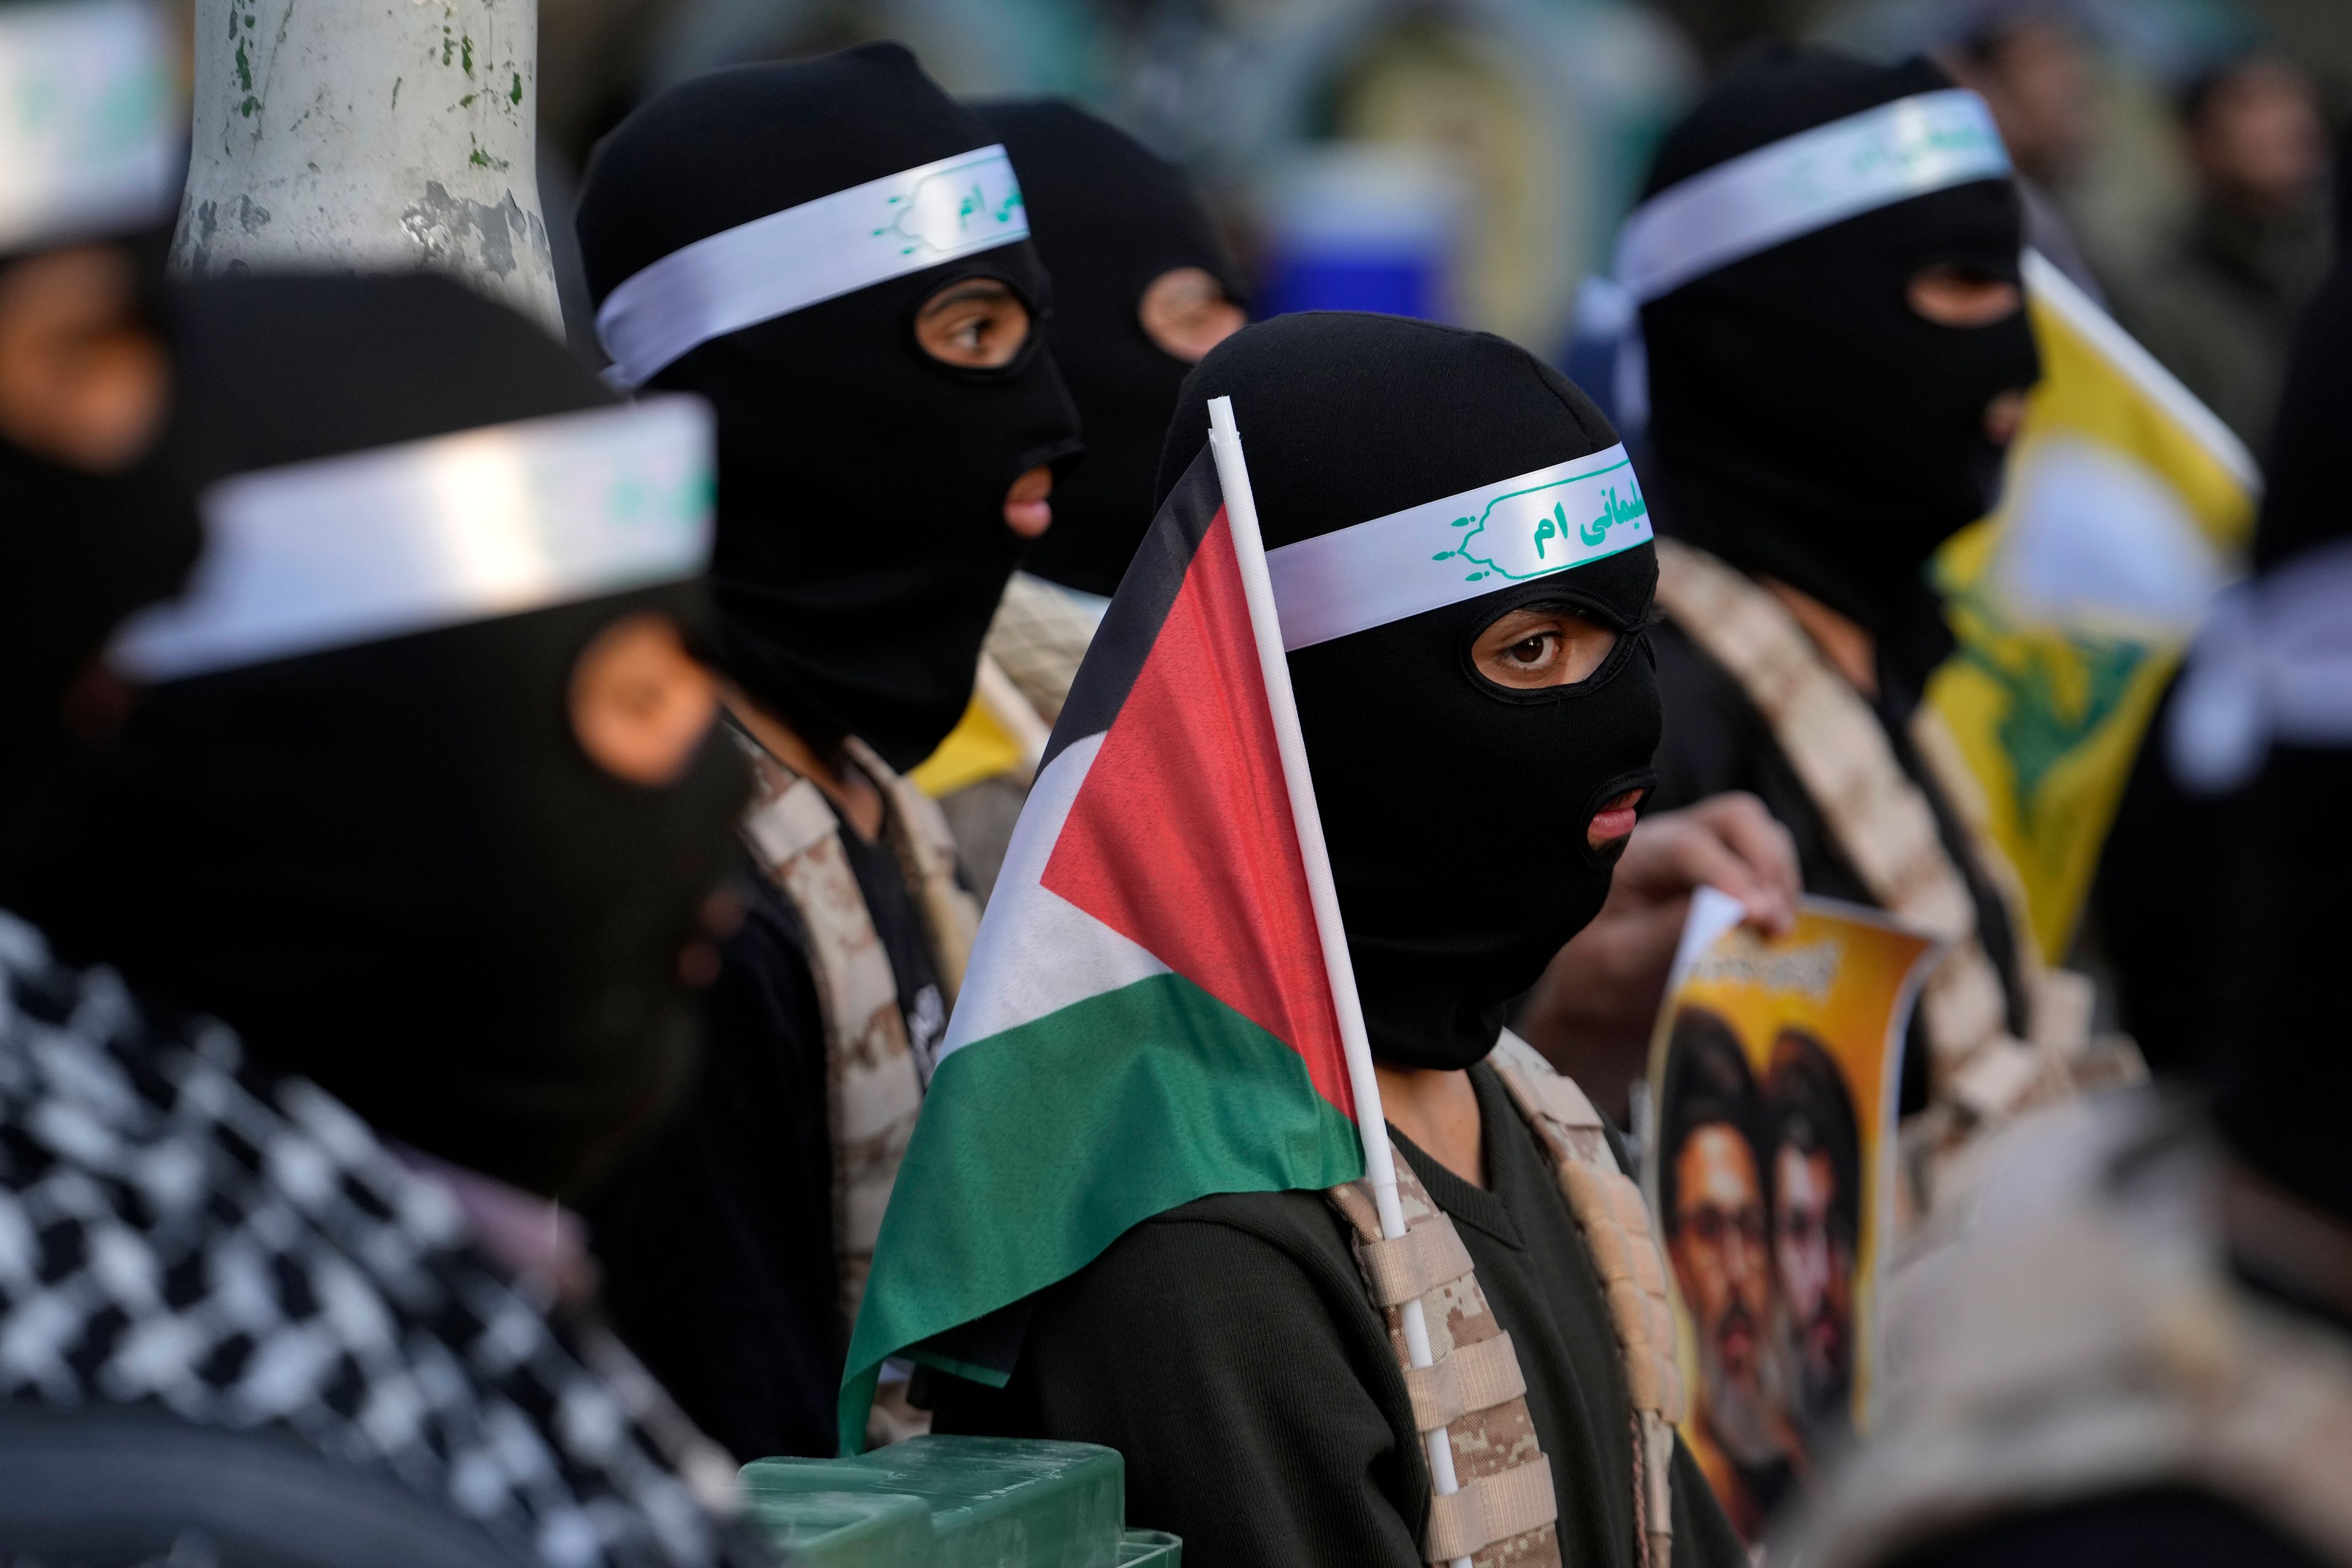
839 971 1363 1452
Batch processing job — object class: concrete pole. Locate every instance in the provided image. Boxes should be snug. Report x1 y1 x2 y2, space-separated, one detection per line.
173 0 561 334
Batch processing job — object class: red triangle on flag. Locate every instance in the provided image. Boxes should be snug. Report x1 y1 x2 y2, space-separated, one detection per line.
1039 508 1353 1115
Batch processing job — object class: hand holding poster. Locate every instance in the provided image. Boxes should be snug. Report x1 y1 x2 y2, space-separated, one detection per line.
1643 890 1938 1544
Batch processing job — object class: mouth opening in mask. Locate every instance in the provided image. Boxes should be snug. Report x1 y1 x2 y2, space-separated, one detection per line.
1588 785 1648 856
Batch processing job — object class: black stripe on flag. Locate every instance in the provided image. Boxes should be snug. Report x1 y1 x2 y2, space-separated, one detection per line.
1041 445 1224 772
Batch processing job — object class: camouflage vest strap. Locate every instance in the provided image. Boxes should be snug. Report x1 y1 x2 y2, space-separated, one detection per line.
1652 540 2102 1167
1806 1099 2352 1568
1489 1031 1686 1568
1328 1170 1564 1568
732 730 924 1334
983 571 1103 725
841 736 980 1006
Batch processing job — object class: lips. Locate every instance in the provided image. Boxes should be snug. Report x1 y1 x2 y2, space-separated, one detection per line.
1003 496 1053 535
1586 788 1643 848
1588 805 1638 840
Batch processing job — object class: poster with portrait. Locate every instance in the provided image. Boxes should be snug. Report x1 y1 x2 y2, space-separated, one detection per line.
1642 889 1939 1544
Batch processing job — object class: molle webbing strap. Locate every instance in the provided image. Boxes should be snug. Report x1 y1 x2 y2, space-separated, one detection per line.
1328 1170 1564 1568
1651 541 2098 1174
1404 1331 1530 1432
1489 1033 1684 1568
1427 1464 1563 1564
733 731 926 1348
1356 1216 1479 1308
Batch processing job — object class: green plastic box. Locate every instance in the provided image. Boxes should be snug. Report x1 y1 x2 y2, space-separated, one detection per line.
740 1436 1178 1567
1113 1531 1180 1565
741 1490 933 1568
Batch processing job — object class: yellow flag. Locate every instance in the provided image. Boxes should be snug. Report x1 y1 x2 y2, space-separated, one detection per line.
907 698 1029 799
906 655 1053 799
1928 251 2258 962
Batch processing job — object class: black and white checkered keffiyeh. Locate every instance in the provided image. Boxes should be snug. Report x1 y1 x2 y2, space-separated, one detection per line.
0 909 776 1568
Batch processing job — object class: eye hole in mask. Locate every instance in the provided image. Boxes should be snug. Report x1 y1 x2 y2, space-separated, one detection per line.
1469 603 1621 692
914 274 1033 369
1904 261 2023 328
1138 265 1246 364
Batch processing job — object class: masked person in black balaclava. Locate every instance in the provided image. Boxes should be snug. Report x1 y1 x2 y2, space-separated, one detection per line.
1519 48 2080 1218
933 311 1749 1568
1796 286 2352 1568
922 99 1251 895
2 267 773 1568
572 43 1079 1459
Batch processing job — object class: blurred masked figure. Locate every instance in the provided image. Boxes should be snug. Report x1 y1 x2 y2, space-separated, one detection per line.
575 43 1078 1458
2 194 766 1564
1601 47 2116 1201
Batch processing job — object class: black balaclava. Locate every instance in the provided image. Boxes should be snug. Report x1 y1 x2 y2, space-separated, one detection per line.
13 275 749 1200
1158 313 1661 1070
0 225 203 877
1639 47 2041 679
974 99 1248 599
577 45 1082 770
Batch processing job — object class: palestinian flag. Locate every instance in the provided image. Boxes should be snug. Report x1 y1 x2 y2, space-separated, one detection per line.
839 447 1363 1450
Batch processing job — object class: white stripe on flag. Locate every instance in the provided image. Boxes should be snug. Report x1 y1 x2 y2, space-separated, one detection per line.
938 732 1169 1057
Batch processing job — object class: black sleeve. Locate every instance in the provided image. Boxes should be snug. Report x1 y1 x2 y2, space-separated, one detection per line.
933 1213 1427 1568
1885 1487 2331 1568
586 861 843 1462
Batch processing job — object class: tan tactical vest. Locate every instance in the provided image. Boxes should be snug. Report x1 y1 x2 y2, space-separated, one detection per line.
1652 540 2135 1202
732 728 979 1332
1803 1094 2352 1568
1325 1033 1687 1568
982 570 1104 726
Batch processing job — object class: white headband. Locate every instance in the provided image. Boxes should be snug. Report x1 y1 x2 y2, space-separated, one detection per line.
111 397 717 682
0 0 179 254
595 145 1030 388
1614 89 2010 304
1267 445 1653 650
2168 539 2352 794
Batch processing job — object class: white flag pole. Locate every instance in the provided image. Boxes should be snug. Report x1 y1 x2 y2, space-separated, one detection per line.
1206 396 1471 1551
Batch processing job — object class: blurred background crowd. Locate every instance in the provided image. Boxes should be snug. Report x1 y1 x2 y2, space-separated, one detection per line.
516 0 2337 454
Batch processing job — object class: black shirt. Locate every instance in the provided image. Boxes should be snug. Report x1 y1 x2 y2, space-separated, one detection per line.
589 807 944 1463
932 1063 1748 1568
